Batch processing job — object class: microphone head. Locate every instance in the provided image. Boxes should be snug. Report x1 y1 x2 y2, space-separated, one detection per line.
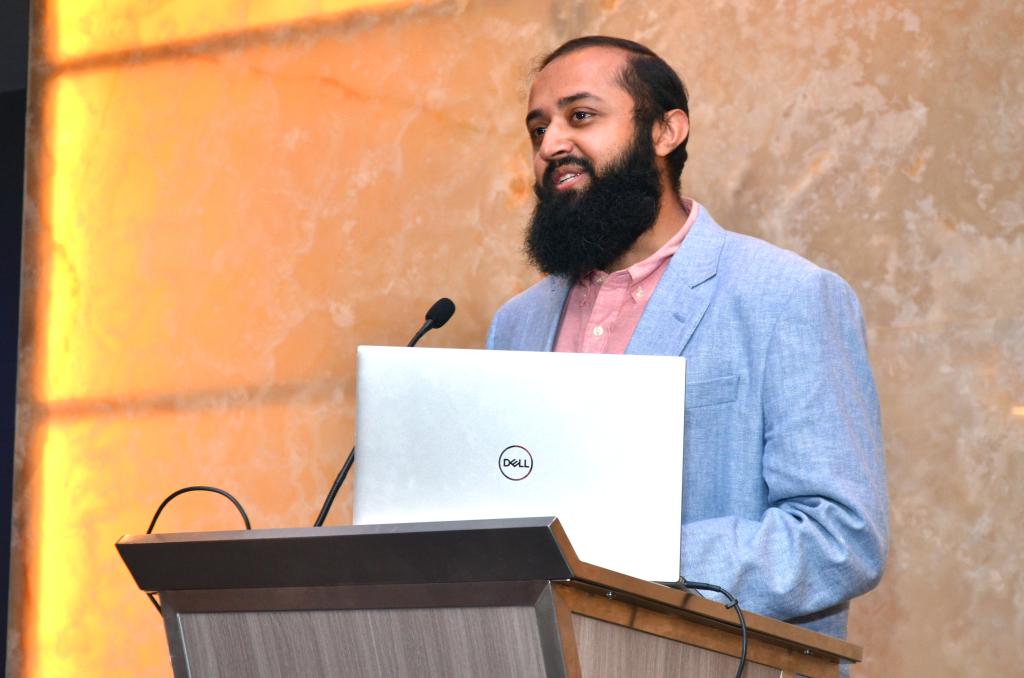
425 297 456 328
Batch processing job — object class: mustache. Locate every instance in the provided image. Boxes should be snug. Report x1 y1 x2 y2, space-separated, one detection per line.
539 155 597 193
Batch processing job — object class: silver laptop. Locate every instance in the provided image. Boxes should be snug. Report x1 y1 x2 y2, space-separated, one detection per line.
352 345 685 582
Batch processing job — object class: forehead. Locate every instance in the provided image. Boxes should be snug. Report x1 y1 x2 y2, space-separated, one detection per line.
528 46 633 110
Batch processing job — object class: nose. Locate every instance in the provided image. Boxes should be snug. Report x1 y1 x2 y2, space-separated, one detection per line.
538 120 573 161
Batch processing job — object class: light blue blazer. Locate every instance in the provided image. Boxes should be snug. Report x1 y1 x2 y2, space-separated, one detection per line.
487 205 889 639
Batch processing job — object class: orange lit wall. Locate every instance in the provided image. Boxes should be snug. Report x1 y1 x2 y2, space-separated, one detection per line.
11 0 1023 676
13 0 545 674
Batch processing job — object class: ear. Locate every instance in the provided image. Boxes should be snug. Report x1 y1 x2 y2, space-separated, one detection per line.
652 109 689 158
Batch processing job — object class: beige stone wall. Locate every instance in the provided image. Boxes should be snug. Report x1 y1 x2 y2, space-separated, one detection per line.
639 3 1023 675
12 0 1021 674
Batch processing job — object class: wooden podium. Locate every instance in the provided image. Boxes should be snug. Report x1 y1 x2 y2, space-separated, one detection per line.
117 517 860 677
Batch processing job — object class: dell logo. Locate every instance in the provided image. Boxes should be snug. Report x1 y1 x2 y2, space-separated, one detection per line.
498 445 533 481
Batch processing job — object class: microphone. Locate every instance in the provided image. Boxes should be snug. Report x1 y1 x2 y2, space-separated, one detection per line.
313 297 457 527
407 297 456 347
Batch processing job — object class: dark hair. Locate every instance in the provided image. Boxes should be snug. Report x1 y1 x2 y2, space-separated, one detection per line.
540 36 690 192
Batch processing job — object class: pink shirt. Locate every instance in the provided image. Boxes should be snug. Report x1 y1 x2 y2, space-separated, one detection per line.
554 200 699 354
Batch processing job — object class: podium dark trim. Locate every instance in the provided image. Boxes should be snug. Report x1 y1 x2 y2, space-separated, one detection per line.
117 517 860 677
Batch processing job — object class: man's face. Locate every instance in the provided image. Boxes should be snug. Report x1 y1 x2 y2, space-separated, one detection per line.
526 47 641 194
523 47 664 279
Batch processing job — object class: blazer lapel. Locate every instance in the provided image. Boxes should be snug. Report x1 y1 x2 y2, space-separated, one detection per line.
521 276 571 351
626 207 725 356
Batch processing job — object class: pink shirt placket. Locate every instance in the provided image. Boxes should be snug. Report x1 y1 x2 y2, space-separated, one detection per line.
554 200 699 354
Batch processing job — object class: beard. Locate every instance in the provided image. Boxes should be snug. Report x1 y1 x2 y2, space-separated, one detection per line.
525 128 663 281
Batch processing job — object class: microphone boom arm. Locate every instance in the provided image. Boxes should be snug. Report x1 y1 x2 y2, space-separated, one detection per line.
312 298 455 527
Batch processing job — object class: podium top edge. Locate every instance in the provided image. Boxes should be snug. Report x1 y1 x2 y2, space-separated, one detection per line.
117 516 562 546
117 516 579 595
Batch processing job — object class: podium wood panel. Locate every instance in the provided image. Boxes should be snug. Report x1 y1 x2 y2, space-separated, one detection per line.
554 584 840 678
572 614 779 678
179 607 547 678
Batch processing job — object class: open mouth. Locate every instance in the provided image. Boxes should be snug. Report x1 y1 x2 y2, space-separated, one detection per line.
542 157 595 194
551 167 588 191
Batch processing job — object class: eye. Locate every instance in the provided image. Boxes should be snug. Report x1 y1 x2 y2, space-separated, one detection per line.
529 125 546 142
571 110 593 122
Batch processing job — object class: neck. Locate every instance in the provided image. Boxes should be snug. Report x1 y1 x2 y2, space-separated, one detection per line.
606 189 689 272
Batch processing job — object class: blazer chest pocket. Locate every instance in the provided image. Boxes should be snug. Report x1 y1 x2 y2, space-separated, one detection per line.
685 375 740 409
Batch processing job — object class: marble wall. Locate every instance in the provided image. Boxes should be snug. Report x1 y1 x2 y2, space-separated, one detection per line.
10 0 1022 675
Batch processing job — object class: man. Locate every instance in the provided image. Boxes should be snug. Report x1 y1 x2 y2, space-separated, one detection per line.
487 36 889 640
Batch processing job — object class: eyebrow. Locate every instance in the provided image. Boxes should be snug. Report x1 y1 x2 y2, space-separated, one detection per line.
525 91 605 126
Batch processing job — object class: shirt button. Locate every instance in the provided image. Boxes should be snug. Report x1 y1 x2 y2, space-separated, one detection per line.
593 325 604 337
634 287 644 300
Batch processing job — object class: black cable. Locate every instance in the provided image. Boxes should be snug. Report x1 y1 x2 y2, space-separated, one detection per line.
313 446 355 527
144 485 253 614
147 485 252 533
671 578 747 678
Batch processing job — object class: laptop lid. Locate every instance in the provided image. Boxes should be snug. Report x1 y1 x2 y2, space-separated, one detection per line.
352 345 685 582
